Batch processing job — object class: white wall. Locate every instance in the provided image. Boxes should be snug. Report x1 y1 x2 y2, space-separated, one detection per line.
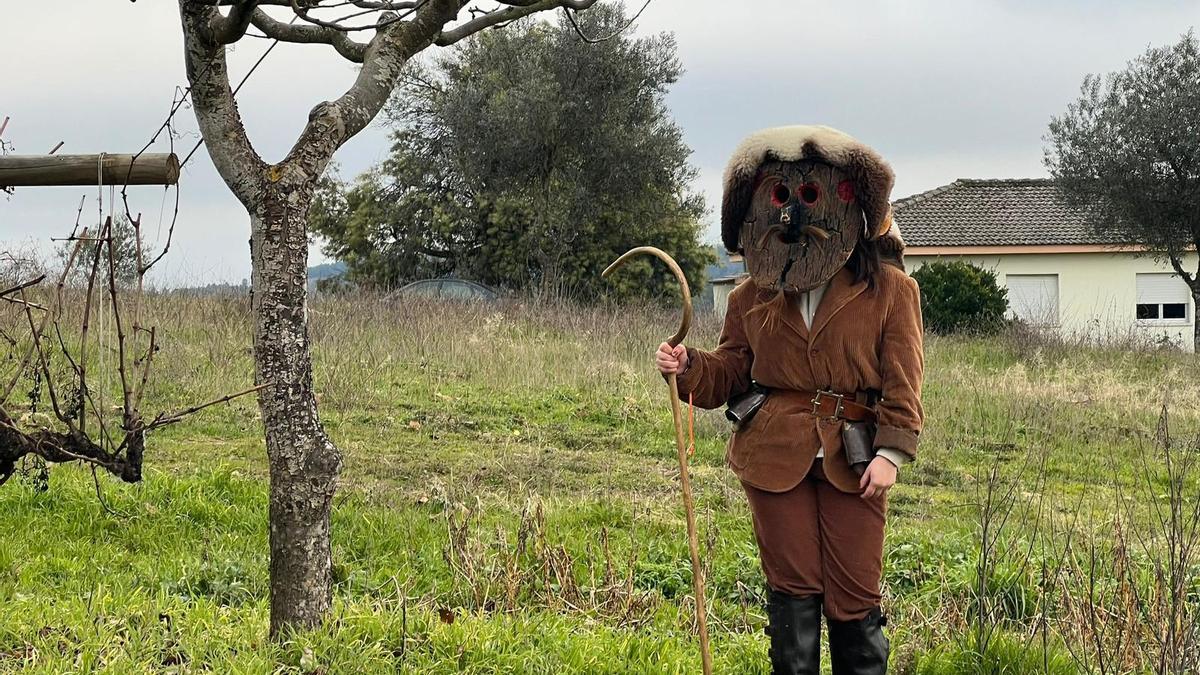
713 279 739 320
906 251 1199 351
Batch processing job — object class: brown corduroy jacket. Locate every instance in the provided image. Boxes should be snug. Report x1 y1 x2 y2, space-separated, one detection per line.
678 264 924 494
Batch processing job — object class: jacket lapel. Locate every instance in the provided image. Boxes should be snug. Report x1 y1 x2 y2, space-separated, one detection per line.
744 286 811 341
778 295 810 341
810 267 868 341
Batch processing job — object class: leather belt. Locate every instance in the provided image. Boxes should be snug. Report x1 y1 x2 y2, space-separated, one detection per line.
806 389 877 423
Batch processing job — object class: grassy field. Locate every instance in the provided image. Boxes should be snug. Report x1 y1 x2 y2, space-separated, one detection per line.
1 292 1198 673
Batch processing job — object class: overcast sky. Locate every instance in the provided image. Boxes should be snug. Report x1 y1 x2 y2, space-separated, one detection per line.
2 1 1197 285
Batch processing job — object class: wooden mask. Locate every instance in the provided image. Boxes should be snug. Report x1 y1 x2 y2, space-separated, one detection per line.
739 159 865 293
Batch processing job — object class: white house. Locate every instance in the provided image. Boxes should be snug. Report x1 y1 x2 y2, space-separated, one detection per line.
710 253 748 318
895 179 1198 350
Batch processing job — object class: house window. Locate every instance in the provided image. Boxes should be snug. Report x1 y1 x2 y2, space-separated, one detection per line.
1006 274 1059 324
1136 273 1189 324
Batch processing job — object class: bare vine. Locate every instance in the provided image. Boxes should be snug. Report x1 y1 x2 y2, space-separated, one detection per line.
0 129 265 488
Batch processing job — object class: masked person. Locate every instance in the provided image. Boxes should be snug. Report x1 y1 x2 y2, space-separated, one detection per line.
655 126 923 675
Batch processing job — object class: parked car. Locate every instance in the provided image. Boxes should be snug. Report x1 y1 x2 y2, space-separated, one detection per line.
389 278 499 302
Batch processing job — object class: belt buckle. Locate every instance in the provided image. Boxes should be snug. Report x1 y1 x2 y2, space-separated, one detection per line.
811 390 845 420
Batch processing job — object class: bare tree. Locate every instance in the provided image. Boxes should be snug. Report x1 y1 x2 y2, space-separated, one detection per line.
175 0 598 635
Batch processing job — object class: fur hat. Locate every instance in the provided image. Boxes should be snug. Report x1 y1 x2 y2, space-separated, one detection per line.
721 125 900 254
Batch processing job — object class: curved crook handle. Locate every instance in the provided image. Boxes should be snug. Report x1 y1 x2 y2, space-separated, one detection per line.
602 246 693 347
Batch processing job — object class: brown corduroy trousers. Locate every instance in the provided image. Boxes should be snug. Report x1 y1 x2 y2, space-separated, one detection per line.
742 460 887 622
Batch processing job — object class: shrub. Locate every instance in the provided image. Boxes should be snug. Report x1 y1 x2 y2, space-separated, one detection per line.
911 261 1009 334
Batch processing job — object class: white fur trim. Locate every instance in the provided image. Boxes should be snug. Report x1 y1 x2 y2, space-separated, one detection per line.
722 125 864 187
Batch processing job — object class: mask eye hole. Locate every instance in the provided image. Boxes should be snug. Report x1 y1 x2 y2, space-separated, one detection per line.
798 182 820 205
770 183 791 207
837 180 855 203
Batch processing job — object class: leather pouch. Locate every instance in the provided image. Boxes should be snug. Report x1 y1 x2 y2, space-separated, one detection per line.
842 420 877 476
725 384 768 428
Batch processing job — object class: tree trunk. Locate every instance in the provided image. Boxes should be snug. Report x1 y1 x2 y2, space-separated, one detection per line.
250 185 343 636
1193 288 1199 353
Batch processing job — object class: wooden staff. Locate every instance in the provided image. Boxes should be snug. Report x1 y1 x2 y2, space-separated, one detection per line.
603 246 711 675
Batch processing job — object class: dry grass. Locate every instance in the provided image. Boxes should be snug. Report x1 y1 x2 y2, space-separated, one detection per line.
2 287 1199 672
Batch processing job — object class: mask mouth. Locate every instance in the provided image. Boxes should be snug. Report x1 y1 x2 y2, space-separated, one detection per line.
796 224 831 241
756 223 830 249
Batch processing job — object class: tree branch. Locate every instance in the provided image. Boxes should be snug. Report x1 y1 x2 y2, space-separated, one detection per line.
211 0 263 44
1 233 86 406
277 0 459 175
187 0 292 5
495 0 595 6
287 0 425 32
1166 248 1197 288
0 276 46 300
350 1 420 7
179 1 268 207
435 0 598 46
146 383 273 430
189 0 418 8
564 0 651 44
250 8 369 61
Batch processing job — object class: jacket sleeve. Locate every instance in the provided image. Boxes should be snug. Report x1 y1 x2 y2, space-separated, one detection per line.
874 274 924 458
674 287 754 410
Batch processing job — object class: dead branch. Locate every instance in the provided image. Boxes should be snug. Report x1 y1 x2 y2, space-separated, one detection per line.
0 276 47 299
0 295 47 312
1 231 86 406
147 382 273 430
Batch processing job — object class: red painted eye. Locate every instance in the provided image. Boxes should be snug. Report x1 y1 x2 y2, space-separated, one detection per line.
770 183 790 207
798 182 820 204
837 180 855 203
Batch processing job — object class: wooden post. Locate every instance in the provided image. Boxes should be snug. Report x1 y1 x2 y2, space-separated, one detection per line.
0 154 180 187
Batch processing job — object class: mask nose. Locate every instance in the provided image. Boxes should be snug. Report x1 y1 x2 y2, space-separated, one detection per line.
779 201 808 243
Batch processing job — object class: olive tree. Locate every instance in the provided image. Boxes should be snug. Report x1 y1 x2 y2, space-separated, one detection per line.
311 5 711 300
1045 30 1200 349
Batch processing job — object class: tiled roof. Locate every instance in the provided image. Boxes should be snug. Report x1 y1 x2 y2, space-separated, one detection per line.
707 249 746 280
892 178 1123 247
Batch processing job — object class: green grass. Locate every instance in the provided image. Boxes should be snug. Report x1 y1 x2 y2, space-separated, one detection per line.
1 293 1199 673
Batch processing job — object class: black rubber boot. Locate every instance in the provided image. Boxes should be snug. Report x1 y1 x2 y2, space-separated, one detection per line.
828 607 889 675
766 590 821 675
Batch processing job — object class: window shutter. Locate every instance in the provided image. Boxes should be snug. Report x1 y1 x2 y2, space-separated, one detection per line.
1006 274 1059 324
1136 273 1188 305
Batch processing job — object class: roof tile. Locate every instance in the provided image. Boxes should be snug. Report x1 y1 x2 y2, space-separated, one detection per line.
892 179 1122 247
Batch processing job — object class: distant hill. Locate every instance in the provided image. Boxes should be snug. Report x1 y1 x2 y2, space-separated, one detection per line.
308 262 346 283
171 262 347 295
307 261 347 293
169 280 248 297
